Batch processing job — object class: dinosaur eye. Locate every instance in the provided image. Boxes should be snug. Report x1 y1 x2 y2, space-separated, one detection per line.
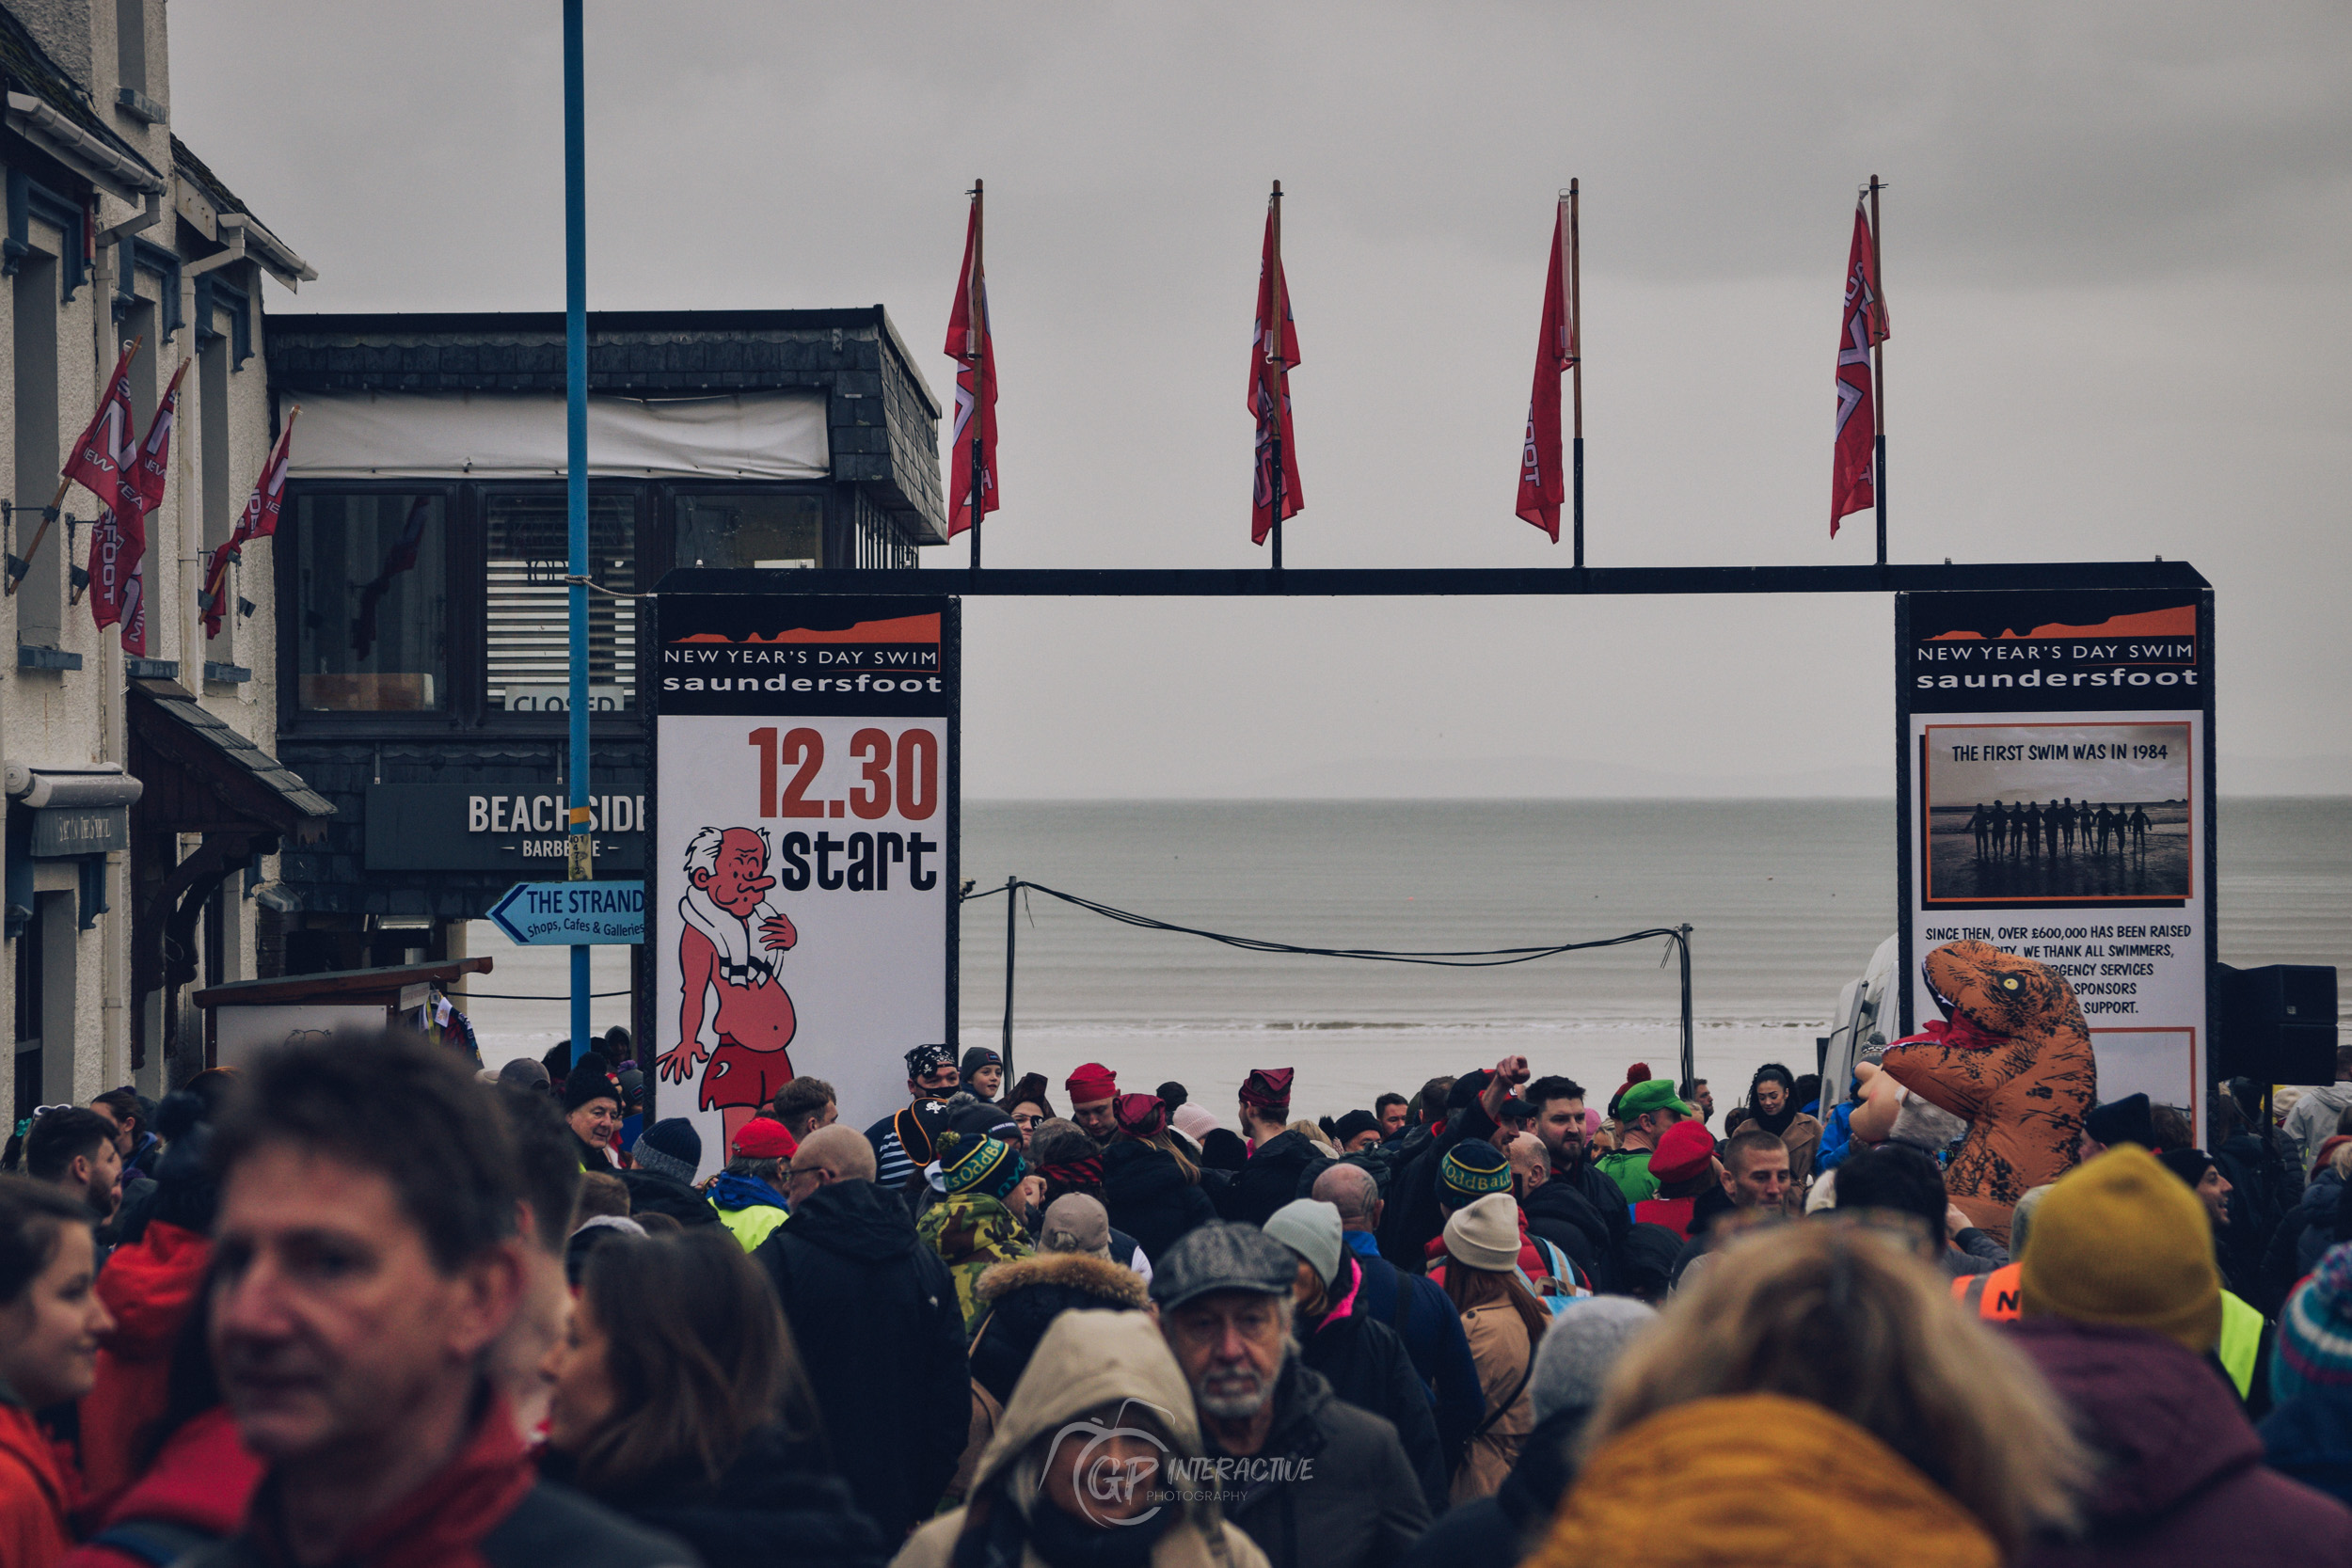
2002 976 2021 990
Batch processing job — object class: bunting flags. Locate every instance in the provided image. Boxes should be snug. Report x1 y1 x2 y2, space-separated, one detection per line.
200 410 296 640
1832 198 1887 535
89 360 185 656
1516 198 1576 541
944 181 997 542
1249 183 1301 546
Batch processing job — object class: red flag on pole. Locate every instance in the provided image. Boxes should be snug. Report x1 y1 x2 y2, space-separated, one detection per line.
63 341 138 517
1516 198 1576 541
1832 199 1887 535
201 410 296 639
90 359 185 655
1249 184 1302 546
944 182 997 541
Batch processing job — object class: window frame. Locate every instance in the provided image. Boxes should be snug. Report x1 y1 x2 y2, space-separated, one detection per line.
278 477 835 737
276 480 467 735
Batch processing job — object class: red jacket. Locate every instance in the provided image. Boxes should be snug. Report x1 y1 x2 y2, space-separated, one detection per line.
1633 1193 1698 1239
59 1406 261 1568
79 1222 210 1506
0 1398 75 1568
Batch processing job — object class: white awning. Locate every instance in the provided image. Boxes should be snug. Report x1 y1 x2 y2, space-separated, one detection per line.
289 389 831 482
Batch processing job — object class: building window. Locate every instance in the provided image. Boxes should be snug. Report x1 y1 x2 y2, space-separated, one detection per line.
485 492 637 712
294 493 448 711
675 493 821 569
11 252 61 649
116 0 147 93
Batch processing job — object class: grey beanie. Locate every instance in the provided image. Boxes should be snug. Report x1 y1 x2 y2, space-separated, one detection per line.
1263 1198 1344 1288
1529 1295 1658 1423
630 1117 703 1184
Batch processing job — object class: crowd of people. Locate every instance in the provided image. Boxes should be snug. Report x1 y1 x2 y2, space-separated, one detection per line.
2 1023 2350 1567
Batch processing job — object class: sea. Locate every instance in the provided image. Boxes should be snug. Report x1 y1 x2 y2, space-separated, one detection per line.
465 797 2351 1123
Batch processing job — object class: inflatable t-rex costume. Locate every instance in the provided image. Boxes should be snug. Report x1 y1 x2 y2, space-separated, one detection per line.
1880 940 2096 1244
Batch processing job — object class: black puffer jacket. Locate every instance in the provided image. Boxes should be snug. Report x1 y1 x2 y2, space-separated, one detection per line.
1098 1141 1216 1260
2259 1144 2347 1314
751 1179 968 1542
621 1169 723 1229
1215 1128 1333 1227
967 1250 1149 1408
1376 1090 1502 1270
1207 1358 1431 1568
544 1425 884 1568
1522 1169 1620 1291
1296 1261 1450 1514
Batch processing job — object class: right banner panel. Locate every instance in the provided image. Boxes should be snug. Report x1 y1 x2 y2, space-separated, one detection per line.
1898 590 2217 1138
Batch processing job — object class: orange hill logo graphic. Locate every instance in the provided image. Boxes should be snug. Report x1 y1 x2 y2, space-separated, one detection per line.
1929 606 2194 643
677 613 940 646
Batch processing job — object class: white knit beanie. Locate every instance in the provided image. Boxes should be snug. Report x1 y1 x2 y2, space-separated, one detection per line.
1442 1191 1522 1273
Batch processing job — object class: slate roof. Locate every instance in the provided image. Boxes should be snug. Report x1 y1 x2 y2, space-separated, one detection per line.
267 309 947 539
0 3 161 183
170 133 244 215
265 309 938 411
129 679 334 828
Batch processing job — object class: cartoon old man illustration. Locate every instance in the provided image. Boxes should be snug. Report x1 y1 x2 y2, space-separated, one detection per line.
660 825 799 1148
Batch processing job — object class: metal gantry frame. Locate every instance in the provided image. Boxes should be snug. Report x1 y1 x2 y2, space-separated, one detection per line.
651 558 2212 1093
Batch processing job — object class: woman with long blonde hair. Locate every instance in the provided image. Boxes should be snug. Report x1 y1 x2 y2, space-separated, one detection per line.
1438 1193 1551 1503
1528 1223 2087 1568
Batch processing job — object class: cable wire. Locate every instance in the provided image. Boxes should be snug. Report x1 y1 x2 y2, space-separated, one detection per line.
967 878 1685 970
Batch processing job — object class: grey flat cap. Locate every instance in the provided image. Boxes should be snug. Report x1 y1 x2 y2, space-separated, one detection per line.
1149 1222 1300 1312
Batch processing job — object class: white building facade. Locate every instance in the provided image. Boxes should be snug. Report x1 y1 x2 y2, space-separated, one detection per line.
2 0 321 1131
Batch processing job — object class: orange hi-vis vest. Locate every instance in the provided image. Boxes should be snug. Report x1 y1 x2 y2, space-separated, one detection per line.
1953 1262 2023 1320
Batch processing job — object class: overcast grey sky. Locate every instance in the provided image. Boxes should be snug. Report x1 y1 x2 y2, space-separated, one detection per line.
172 3 2352 797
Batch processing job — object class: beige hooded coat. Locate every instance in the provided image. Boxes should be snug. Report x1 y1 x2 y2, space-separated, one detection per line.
892 1311 1269 1568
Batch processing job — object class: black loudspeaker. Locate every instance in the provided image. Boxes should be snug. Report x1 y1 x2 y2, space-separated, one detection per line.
2213 963 2340 1085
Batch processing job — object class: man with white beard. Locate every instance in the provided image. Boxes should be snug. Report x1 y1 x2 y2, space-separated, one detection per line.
1152 1224 1429 1568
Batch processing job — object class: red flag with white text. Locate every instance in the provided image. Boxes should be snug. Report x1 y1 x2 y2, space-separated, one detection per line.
90 359 184 655
1832 200 1887 534
944 187 997 540
63 341 137 517
1248 197 1302 546
1515 202 1575 541
201 411 296 639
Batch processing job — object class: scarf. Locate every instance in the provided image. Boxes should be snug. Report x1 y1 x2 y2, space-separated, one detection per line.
1039 1155 1104 1192
952 1483 1175 1568
1748 1102 1797 1137
237 1389 534 1568
678 882 787 988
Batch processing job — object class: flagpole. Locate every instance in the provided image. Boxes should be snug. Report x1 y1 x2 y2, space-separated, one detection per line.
1267 179 1284 573
1567 181 1582 568
8 335 141 596
968 177 984 571
1869 174 1885 568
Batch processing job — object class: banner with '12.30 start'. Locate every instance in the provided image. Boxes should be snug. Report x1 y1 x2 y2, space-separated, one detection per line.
649 592 959 1179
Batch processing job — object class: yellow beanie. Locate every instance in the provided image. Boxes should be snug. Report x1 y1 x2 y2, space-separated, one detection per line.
2017 1144 2221 1354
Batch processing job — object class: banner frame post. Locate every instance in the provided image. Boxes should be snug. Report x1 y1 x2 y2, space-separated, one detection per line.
563 0 593 1061
1000 876 1018 1080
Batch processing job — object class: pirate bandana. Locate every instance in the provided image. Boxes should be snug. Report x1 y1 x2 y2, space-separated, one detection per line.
906 1043 958 1085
